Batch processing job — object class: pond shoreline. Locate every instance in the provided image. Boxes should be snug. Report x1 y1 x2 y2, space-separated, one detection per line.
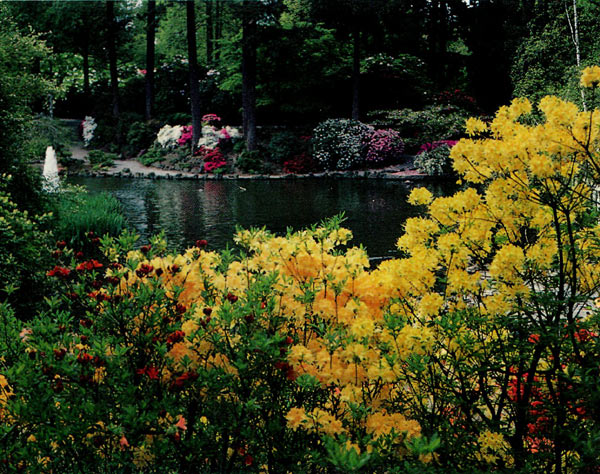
57 144 439 182
64 167 434 182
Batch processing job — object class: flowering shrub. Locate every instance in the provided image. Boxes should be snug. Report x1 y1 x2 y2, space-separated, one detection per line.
176 125 193 147
367 105 470 152
417 140 458 155
81 116 97 148
197 125 240 150
195 146 226 173
365 129 404 166
413 143 455 176
201 113 221 125
156 125 182 149
434 89 479 112
283 152 315 174
312 119 374 170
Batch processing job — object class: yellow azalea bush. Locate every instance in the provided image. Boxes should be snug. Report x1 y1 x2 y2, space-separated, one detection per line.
2 67 600 472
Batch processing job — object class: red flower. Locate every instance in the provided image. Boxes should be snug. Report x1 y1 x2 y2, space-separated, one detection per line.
135 264 154 278
244 454 253 466
47 266 71 278
146 366 160 380
226 293 238 303
528 334 540 344
77 353 93 364
195 239 208 248
56 240 67 249
167 330 185 344
76 260 103 272
53 348 66 360
138 366 160 380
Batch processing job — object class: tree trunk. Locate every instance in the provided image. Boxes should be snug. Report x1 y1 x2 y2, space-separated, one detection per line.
206 0 213 66
106 0 120 121
145 0 156 120
241 0 257 151
215 0 222 61
82 37 90 104
351 22 360 120
187 0 203 152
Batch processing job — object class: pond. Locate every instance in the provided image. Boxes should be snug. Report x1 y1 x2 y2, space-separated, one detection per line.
67 177 458 260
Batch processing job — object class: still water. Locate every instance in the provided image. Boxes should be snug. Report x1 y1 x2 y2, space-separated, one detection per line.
68 177 456 259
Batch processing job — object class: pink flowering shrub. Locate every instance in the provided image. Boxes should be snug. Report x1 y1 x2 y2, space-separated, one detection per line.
201 114 222 126
177 126 193 147
417 140 458 155
195 146 226 173
365 129 404 166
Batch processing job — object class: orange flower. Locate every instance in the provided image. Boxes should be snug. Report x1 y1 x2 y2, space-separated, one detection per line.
174 415 187 431
120 435 130 449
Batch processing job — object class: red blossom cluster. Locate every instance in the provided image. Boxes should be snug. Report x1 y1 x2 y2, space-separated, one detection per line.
195 146 226 173
283 153 315 174
417 140 458 155
47 266 71 278
137 366 160 380
76 260 103 272
177 125 193 147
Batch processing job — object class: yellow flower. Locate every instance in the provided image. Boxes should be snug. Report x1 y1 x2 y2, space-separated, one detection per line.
285 407 306 430
581 65 600 88
465 117 488 136
408 187 433 206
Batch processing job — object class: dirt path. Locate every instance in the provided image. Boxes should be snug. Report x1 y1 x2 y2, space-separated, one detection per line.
69 144 195 178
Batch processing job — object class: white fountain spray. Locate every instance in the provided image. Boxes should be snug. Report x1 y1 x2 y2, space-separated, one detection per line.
42 146 60 192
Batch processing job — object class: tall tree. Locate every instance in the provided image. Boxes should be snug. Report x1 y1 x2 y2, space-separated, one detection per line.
106 0 120 121
241 0 257 151
206 0 214 65
187 0 203 152
351 23 360 119
145 0 156 120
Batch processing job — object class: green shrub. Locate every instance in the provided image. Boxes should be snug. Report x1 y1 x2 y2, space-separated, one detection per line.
367 105 470 153
87 150 117 168
124 120 161 157
312 119 373 170
26 116 74 162
52 188 127 252
266 131 306 165
0 175 52 317
413 143 455 176
236 150 266 174
139 146 166 166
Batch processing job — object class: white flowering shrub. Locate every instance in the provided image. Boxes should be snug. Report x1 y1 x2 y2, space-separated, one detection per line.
81 116 97 148
156 125 183 149
312 119 374 170
198 125 241 150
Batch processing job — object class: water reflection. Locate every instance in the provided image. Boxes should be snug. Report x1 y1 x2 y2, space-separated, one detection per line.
68 177 456 258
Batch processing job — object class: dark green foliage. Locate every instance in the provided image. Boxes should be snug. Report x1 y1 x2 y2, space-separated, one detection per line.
87 150 118 168
368 106 469 153
236 150 267 174
312 119 373 170
26 116 75 162
0 7 52 213
265 130 306 165
414 145 454 176
0 177 52 317
51 188 127 252
124 120 161 157
139 146 166 166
